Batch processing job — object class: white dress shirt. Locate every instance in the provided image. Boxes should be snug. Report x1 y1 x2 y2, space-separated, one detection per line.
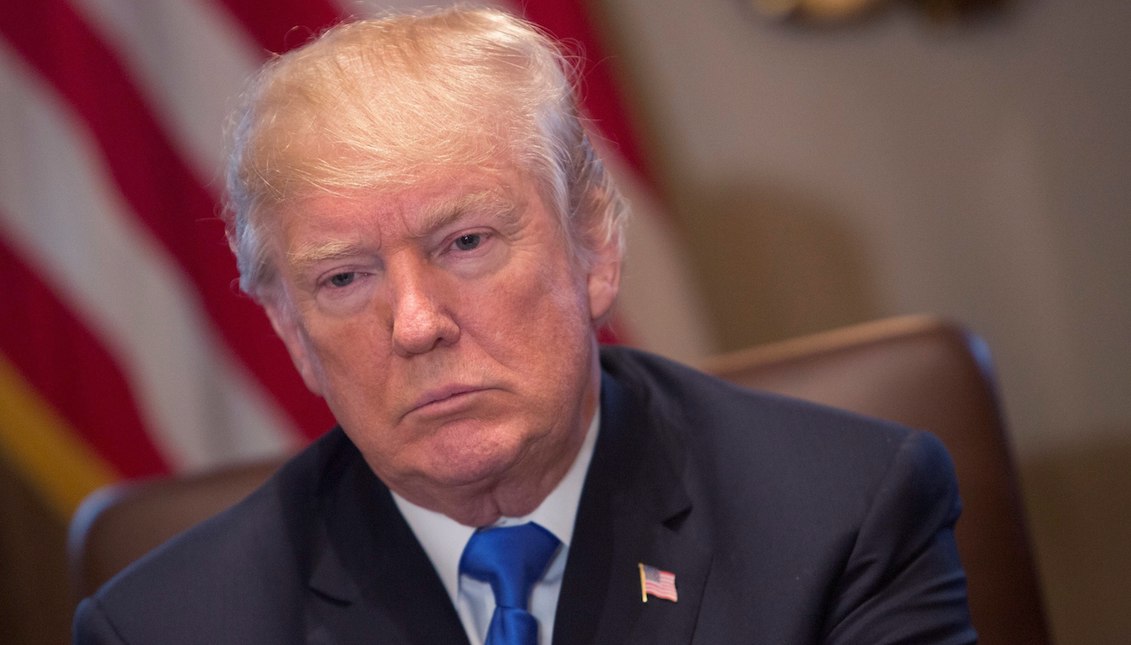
393 411 600 645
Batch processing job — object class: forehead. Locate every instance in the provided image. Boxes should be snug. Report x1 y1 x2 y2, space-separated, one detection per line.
270 164 551 247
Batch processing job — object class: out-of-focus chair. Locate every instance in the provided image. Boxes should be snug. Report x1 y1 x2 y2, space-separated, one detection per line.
68 315 1049 644
68 456 283 601
700 314 1049 645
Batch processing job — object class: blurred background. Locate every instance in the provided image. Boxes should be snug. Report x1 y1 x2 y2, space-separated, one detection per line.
1 0 1127 643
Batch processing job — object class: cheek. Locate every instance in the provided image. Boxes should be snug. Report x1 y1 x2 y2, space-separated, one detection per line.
478 259 583 336
301 314 390 399
475 262 591 377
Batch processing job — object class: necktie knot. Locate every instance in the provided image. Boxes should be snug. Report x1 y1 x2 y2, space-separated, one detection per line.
460 522 560 644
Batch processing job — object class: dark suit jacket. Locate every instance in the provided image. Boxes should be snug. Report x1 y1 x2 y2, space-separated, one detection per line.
74 347 976 644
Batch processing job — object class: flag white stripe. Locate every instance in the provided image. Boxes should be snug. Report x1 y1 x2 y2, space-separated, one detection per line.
0 44 298 470
338 0 509 16
71 0 263 188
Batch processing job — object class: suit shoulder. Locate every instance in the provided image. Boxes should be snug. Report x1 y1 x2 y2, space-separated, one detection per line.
596 347 971 642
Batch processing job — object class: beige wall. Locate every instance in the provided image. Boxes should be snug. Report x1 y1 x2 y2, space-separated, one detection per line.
597 0 1131 643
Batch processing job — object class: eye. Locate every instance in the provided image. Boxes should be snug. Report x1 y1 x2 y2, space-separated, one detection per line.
452 233 482 251
327 272 356 288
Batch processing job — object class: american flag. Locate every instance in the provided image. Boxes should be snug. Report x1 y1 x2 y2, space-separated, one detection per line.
0 1 712 521
639 562 679 603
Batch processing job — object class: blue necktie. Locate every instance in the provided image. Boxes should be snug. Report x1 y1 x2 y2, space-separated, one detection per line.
459 522 560 645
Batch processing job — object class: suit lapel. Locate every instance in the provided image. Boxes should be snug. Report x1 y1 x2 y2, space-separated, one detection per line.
303 441 470 645
554 370 712 645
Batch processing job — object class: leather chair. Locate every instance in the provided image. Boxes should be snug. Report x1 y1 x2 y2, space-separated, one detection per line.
68 456 283 602
69 315 1049 644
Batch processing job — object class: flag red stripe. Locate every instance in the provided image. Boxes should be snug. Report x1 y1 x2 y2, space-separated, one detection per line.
0 232 169 478
0 2 332 441
520 1 654 187
212 0 344 54
641 563 678 601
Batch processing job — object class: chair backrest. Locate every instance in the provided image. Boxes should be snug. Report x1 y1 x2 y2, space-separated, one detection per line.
69 315 1049 644
700 314 1049 645
68 456 283 601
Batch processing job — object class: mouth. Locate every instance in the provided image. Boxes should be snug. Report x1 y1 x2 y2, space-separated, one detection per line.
406 385 489 418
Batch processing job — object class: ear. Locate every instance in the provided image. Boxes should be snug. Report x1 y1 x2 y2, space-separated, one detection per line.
586 233 622 325
262 294 325 397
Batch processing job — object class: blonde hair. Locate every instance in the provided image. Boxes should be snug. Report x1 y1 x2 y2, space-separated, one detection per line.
224 6 627 298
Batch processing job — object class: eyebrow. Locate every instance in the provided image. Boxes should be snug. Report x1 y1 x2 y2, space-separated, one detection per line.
286 188 524 271
409 188 522 240
287 238 369 272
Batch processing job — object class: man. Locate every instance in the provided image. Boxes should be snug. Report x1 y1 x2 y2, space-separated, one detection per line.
74 7 975 644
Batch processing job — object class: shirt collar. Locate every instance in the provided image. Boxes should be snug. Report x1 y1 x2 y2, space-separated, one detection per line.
392 408 601 603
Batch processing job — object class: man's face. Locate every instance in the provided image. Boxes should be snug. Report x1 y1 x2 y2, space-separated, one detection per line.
262 163 620 524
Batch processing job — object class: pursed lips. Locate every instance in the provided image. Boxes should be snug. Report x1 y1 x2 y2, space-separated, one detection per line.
405 384 489 419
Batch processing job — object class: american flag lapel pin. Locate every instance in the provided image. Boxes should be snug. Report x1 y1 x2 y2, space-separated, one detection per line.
638 563 679 603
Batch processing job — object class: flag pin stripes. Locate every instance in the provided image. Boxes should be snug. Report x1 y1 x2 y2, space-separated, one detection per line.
638 563 678 603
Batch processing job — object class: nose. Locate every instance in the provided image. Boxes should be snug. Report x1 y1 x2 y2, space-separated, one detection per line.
388 260 460 357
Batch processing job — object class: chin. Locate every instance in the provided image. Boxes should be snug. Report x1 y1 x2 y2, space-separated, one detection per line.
419 425 527 487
